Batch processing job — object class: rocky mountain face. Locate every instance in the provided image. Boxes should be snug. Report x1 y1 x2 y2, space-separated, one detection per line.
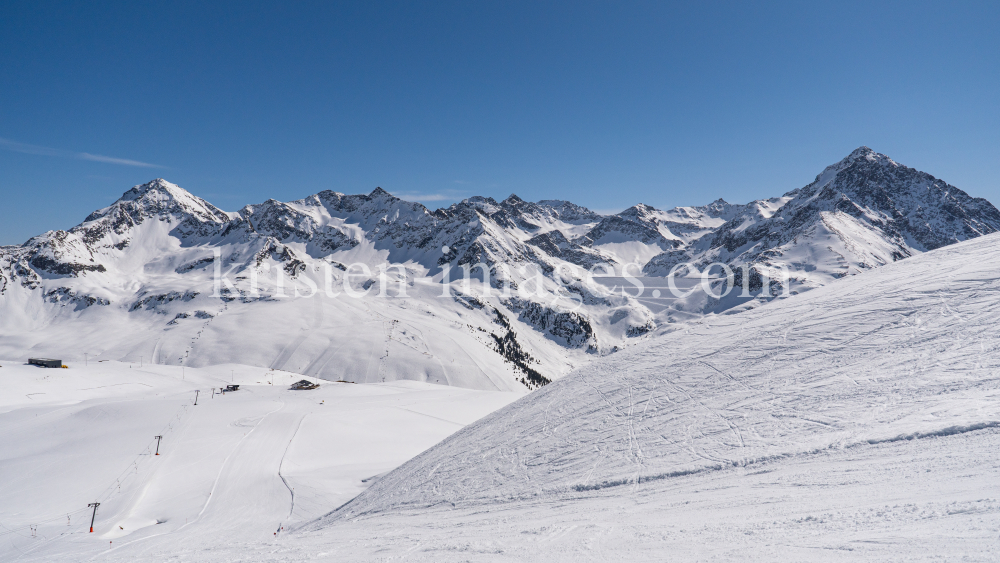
643 147 1000 294
0 180 651 390
1 147 997 389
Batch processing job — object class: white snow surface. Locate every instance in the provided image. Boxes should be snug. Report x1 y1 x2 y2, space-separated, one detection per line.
291 230 1000 561
4 224 998 561
0 361 520 561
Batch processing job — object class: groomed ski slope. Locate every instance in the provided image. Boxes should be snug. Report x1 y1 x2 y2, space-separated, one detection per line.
283 230 1000 561
0 362 520 561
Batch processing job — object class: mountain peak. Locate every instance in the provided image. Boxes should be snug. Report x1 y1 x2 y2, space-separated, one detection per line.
119 178 186 202
116 179 216 214
661 147 1000 280
94 179 229 226
848 146 876 158
369 187 393 199
839 146 898 169
624 203 657 215
464 195 499 205
536 199 603 222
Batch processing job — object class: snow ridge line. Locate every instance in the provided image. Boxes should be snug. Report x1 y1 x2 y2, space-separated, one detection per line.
857 421 1000 446
571 421 1000 493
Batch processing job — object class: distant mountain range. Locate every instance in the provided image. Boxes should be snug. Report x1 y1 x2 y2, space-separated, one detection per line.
1 147 997 389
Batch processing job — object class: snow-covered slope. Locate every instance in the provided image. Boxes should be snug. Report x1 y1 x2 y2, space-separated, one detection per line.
286 230 1000 561
321 229 1000 514
1 148 997 391
0 361 520 562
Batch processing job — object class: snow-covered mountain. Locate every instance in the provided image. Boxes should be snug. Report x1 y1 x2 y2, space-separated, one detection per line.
1 147 997 389
0 181 650 391
644 147 1000 294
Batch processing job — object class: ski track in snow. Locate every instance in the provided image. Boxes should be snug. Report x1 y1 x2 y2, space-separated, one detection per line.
283 232 1000 561
0 363 521 562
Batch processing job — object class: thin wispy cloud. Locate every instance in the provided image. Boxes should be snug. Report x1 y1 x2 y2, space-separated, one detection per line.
78 153 162 167
0 137 164 168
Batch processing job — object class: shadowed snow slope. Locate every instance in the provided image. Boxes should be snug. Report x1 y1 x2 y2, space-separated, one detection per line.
317 229 1000 523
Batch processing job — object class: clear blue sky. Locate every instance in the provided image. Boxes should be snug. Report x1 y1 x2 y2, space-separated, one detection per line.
1 1 998 245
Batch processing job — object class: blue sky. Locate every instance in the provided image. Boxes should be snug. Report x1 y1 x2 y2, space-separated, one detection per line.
1 1 998 245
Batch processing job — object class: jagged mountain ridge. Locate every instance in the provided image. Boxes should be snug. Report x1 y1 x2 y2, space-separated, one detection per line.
1 147 997 389
643 147 1000 293
0 180 656 390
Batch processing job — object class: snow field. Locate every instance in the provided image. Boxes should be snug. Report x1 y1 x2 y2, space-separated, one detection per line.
0 360 520 561
292 232 1000 560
